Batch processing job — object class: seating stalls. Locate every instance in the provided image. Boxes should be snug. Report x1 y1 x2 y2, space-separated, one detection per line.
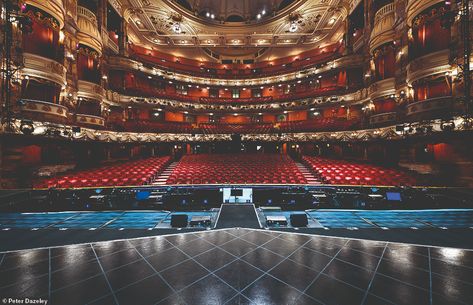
166 154 307 185
302 156 417 186
34 156 171 188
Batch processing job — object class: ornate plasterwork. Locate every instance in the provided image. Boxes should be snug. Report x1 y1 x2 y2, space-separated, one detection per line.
406 49 451 85
120 0 348 51
77 6 103 55
4 117 471 143
369 3 395 53
21 53 67 86
25 0 65 28
368 77 396 101
107 54 363 86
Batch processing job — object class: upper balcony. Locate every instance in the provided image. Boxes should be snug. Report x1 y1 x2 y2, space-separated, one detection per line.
370 3 395 53
22 5 64 64
406 49 450 85
407 0 444 27
368 77 396 100
24 0 65 28
407 3 451 62
77 6 103 54
22 52 67 86
107 55 364 90
128 42 345 80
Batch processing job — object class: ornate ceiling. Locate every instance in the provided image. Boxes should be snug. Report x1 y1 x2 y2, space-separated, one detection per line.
120 0 349 61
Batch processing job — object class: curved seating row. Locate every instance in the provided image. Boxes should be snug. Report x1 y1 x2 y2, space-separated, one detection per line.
34 156 171 188
302 156 417 186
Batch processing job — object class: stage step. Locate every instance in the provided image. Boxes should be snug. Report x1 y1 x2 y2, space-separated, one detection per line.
151 162 178 185
296 163 321 184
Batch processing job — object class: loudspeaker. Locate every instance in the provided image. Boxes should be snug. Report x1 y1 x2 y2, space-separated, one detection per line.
72 126 81 133
395 125 404 132
290 214 308 227
171 214 188 228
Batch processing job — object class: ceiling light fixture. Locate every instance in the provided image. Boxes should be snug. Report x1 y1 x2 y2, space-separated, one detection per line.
172 22 182 34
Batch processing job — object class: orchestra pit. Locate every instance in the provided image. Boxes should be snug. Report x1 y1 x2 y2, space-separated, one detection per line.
0 0 472 304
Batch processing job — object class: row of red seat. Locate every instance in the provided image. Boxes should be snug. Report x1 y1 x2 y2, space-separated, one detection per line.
166 154 307 185
302 156 417 186
34 156 171 188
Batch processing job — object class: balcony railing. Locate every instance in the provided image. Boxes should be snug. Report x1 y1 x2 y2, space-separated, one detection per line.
369 112 397 125
76 114 105 128
77 6 97 25
20 99 69 123
370 2 395 52
406 96 455 119
374 3 395 24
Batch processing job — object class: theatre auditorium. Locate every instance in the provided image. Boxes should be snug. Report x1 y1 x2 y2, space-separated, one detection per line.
0 0 473 304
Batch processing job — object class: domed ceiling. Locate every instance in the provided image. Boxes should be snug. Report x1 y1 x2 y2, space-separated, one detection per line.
117 0 350 61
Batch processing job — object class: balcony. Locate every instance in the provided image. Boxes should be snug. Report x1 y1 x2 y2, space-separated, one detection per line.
407 0 441 26
20 99 69 124
76 114 105 128
102 29 119 54
78 80 105 101
199 96 273 104
406 96 457 120
77 6 102 54
406 49 450 85
369 112 397 126
370 3 395 52
368 78 396 100
26 0 65 28
21 53 67 86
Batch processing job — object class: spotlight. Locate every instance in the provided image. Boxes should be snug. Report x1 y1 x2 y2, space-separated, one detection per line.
172 22 182 34
441 121 455 131
20 120 34 134
289 21 298 32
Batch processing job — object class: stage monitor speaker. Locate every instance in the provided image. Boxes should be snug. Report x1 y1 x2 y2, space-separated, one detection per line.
290 214 308 227
171 214 188 228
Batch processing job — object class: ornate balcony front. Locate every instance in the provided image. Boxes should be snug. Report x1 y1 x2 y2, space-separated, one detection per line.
21 53 67 86
25 0 65 28
370 3 395 53
77 80 105 102
368 77 396 100
406 49 450 85
369 112 397 126
77 6 103 54
407 0 444 26
20 99 69 124
406 96 456 120
76 114 105 128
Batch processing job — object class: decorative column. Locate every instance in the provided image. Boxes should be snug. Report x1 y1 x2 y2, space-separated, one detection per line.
118 17 128 56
